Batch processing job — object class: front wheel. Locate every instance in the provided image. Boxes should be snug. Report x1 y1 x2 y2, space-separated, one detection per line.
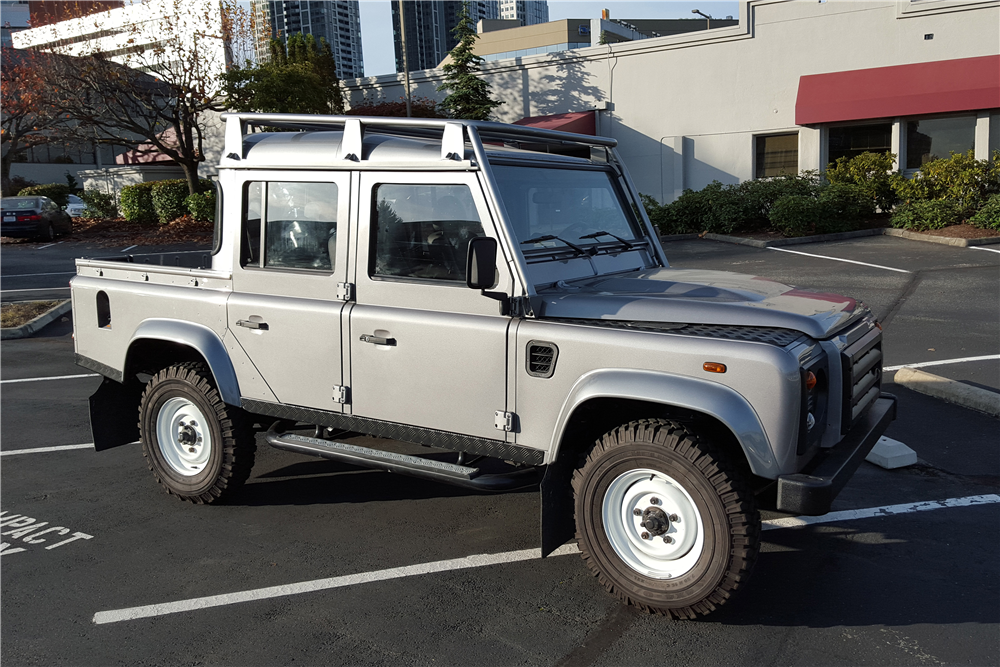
572 419 759 619
139 362 256 503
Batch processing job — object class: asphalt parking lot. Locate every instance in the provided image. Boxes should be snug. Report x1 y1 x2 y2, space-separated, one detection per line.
2 234 998 666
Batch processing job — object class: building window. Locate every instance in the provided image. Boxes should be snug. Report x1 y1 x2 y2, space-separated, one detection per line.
755 133 798 178
828 123 892 165
906 115 977 169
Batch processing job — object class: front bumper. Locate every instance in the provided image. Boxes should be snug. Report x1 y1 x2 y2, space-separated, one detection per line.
776 393 897 515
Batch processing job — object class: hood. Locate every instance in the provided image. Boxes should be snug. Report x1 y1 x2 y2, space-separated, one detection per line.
533 268 865 340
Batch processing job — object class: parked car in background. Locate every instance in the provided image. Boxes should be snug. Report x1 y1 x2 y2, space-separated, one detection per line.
65 194 86 218
1 196 73 240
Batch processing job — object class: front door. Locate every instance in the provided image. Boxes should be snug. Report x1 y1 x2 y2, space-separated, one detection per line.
349 172 513 440
228 172 351 411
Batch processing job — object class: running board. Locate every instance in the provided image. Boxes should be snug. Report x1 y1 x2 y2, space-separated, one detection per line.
265 425 541 492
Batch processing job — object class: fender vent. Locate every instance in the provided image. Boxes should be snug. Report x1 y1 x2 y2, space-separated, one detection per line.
527 341 558 378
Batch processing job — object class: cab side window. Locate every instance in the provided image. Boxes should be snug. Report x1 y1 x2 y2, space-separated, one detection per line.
241 181 339 272
371 184 485 282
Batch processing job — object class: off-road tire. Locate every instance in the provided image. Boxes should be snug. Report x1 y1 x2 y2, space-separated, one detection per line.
572 419 759 619
139 362 256 503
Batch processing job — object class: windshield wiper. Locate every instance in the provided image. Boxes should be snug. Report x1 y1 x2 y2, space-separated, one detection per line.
578 230 634 249
520 235 592 256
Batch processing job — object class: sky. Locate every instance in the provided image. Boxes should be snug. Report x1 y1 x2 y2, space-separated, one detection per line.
358 1 740 77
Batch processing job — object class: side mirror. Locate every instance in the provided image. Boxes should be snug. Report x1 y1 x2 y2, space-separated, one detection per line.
466 236 497 290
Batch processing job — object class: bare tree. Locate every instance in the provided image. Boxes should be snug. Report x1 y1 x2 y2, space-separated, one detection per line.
24 0 257 194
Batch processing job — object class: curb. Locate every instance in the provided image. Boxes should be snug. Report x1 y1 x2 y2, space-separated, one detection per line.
882 228 1000 247
892 367 1000 417
0 300 72 340
703 228 885 248
694 228 1000 249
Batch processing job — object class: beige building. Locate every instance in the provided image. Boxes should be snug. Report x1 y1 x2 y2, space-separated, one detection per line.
346 0 1000 205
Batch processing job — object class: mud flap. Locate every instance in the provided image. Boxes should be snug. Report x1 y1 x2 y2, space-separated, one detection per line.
540 461 576 557
90 376 141 451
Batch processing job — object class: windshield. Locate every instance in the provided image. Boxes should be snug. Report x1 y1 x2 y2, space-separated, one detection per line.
491 165 641 248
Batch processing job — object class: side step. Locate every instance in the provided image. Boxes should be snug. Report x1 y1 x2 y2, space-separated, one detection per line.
265 424 541 492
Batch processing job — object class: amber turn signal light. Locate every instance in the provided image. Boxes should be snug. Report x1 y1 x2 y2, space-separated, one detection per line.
805 370 818 391
703 362 727 373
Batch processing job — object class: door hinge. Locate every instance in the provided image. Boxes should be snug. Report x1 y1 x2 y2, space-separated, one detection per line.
336 282 353 301
494 411 516 432
332 385 350 404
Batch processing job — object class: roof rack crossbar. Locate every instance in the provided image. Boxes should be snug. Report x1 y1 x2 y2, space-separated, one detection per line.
220 113 616 163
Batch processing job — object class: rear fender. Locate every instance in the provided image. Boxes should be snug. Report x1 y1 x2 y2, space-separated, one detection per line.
126 319 241 406
89 319 241 452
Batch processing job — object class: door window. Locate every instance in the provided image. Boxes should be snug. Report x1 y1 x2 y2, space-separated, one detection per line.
371 183 485 282
242 181 339 272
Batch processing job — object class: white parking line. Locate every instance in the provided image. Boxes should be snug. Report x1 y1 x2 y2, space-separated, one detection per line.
1 444 95 456
1 271 75 278
92 493 1000 625
762 494 1000 530
120 245 138 253
1 373 100 385
971 246 1000 255
884 354 1000 372
768 247 911 273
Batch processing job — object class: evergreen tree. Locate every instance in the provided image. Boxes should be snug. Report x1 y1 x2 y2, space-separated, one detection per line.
224 33 344 115
437 4 502 121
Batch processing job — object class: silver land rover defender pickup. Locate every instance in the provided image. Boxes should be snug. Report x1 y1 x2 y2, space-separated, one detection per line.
71 114 895 619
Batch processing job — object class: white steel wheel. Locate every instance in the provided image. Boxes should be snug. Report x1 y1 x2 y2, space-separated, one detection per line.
572 419 759 619
139 362 256 504
602 469 705 580
155 397 212 476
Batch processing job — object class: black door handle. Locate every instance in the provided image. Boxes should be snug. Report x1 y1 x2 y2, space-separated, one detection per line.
236 319 269 330
360 334 395 346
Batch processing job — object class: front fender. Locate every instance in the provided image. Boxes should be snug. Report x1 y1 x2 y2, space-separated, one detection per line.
128 319 241 406
550 368 776 477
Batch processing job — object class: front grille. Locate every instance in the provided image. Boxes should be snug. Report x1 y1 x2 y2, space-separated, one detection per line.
526 341 558 378
841 327 882 434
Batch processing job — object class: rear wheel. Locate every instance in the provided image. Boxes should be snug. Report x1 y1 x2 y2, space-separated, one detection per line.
139 362 256 503
572 419 759 619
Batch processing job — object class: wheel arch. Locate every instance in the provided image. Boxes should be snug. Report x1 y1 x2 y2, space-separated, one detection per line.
125 319 241 406
549 369 775 476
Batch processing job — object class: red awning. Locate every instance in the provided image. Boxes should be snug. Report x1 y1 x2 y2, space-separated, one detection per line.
513 111 596 135
796 55 1000 125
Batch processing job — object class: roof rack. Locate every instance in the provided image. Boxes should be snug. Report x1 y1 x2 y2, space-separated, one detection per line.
220 113 617 164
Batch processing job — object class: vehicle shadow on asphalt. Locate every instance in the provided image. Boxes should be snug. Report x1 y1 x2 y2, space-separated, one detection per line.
236 457 538 506
703 502 999 628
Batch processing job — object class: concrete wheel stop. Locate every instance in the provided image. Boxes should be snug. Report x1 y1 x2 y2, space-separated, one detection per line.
866 436 918 470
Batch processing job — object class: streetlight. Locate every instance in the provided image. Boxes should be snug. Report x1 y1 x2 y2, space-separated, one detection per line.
692 9 713 30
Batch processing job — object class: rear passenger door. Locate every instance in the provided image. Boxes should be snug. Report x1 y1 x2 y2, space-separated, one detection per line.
348 172 513 440
228 172 351 411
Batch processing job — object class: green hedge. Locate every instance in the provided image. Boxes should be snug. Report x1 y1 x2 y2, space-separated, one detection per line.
184 188 216 222
893 150 1000 214
967 193 1000 231
890 199 961 231
150 179 191 224
825 151 898 212
119 182 158 224
17 183 74 207
79 189 118 218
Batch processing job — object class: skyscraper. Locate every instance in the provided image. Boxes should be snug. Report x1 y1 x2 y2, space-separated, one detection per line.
253 1 364 79
391 1 499 73
498 0 548 26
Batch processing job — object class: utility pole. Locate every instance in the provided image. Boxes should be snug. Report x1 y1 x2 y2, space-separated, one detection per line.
398 0 412 117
